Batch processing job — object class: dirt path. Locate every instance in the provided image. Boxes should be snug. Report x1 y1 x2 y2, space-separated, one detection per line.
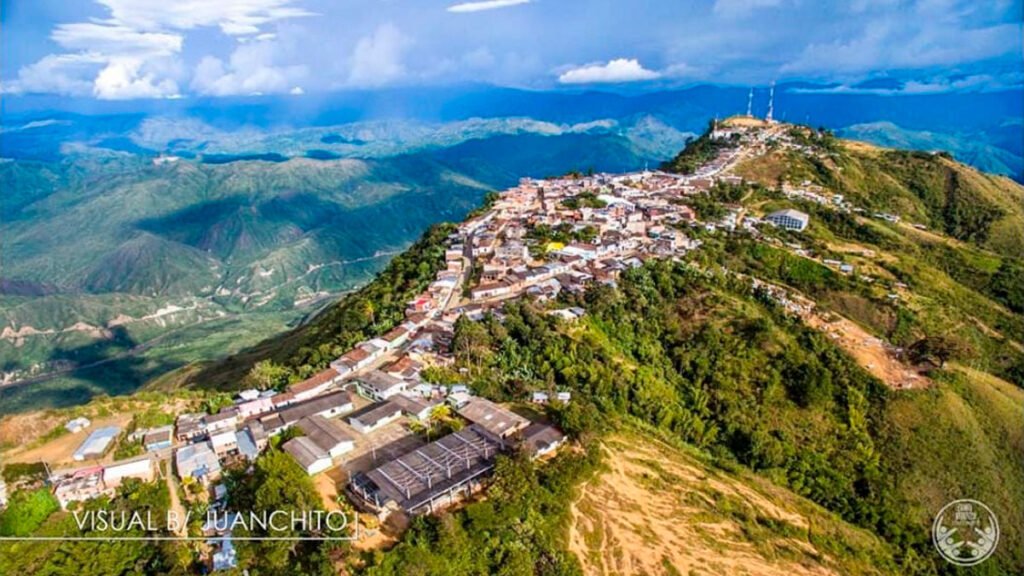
804 312 929 389
567 435 885 576
165 472 188 537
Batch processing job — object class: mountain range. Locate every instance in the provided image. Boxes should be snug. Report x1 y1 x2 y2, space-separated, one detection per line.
0 84 1021 413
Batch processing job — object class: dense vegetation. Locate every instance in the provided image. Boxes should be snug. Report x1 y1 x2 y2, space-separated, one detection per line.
0 479 191 575
0 488 60 537
427 259 1020 574
227 448 344 574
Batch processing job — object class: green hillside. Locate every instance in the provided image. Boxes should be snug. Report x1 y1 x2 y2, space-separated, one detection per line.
0 130 653 411
729 127 1024 258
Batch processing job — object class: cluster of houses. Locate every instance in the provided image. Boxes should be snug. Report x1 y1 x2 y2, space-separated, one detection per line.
458 172 716 305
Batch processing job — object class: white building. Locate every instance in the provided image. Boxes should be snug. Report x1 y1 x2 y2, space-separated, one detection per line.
103 455 156 488
65 417 92 433
282 437 333 475
209 430 239 457
764 209 810 232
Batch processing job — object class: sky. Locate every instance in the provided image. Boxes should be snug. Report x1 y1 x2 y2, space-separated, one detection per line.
1 0 1021 100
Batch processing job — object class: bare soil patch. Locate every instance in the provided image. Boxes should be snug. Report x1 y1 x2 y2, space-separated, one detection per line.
568 434 887 576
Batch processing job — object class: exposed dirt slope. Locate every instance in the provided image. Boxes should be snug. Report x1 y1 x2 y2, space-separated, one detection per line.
569 432 896 576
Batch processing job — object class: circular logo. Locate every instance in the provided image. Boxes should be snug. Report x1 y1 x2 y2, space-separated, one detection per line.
932 499 999 566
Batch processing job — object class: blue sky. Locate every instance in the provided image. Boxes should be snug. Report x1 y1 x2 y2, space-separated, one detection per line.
1 0 1021 100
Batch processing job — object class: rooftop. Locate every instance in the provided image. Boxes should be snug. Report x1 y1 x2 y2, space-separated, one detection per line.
350 425 501 513
297 415 354 452
457 398 530 439
282 436 330 470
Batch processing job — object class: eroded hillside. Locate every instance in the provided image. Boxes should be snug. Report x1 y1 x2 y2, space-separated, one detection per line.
570 431 896 575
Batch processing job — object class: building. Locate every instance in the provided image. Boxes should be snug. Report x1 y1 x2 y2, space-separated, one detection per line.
73 426 121 461
348 401 403 434
175 413 206 442
209 430 239 457
282 436 333 475
764 209 809 232
212 536 238 571
381 326 411 350
289 368 342 401
103 455 156 488
65 417 91 433
0 479 7 508
235 396 275 419
236 428 262 461
456 398 530 445
349 425 502 517
203 409 239 435
143 426 174 452
297 415 355 458
54 467 111 509
175 442 222 484
383 355 423 380
470 280 514 301
389 394 439 422
354 371 407 401
520 423 567 458
274 390 354 430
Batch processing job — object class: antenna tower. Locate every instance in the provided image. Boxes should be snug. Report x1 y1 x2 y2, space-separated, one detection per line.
746 88 753 117
766 82 775 123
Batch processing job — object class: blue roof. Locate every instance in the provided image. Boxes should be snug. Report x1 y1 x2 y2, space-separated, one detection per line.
237 430 259 460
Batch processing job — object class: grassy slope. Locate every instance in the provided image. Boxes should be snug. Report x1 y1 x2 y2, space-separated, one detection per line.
879 366 1024 572
725 136 1024 571
571 428 898 575
734 137 1024 258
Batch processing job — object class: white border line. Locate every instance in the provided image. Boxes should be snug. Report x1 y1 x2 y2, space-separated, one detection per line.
0 536 360 541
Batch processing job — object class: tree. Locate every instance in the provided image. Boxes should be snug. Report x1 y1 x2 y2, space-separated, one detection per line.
0 488 59 536
245 360 292 391
989 259 1024 314
907 336 967 368
452 316 493 368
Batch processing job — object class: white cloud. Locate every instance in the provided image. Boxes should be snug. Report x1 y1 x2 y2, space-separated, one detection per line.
447 0 531 13
11 53 106 96
558 58 660 84
289 86 304 95
51 23 183 56
191 39 307 96
13 0 311 99
94 58 180 99
94 0 314 36
347 23 411 87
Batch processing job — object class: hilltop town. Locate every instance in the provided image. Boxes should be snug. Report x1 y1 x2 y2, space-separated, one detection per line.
0 117 1002 571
